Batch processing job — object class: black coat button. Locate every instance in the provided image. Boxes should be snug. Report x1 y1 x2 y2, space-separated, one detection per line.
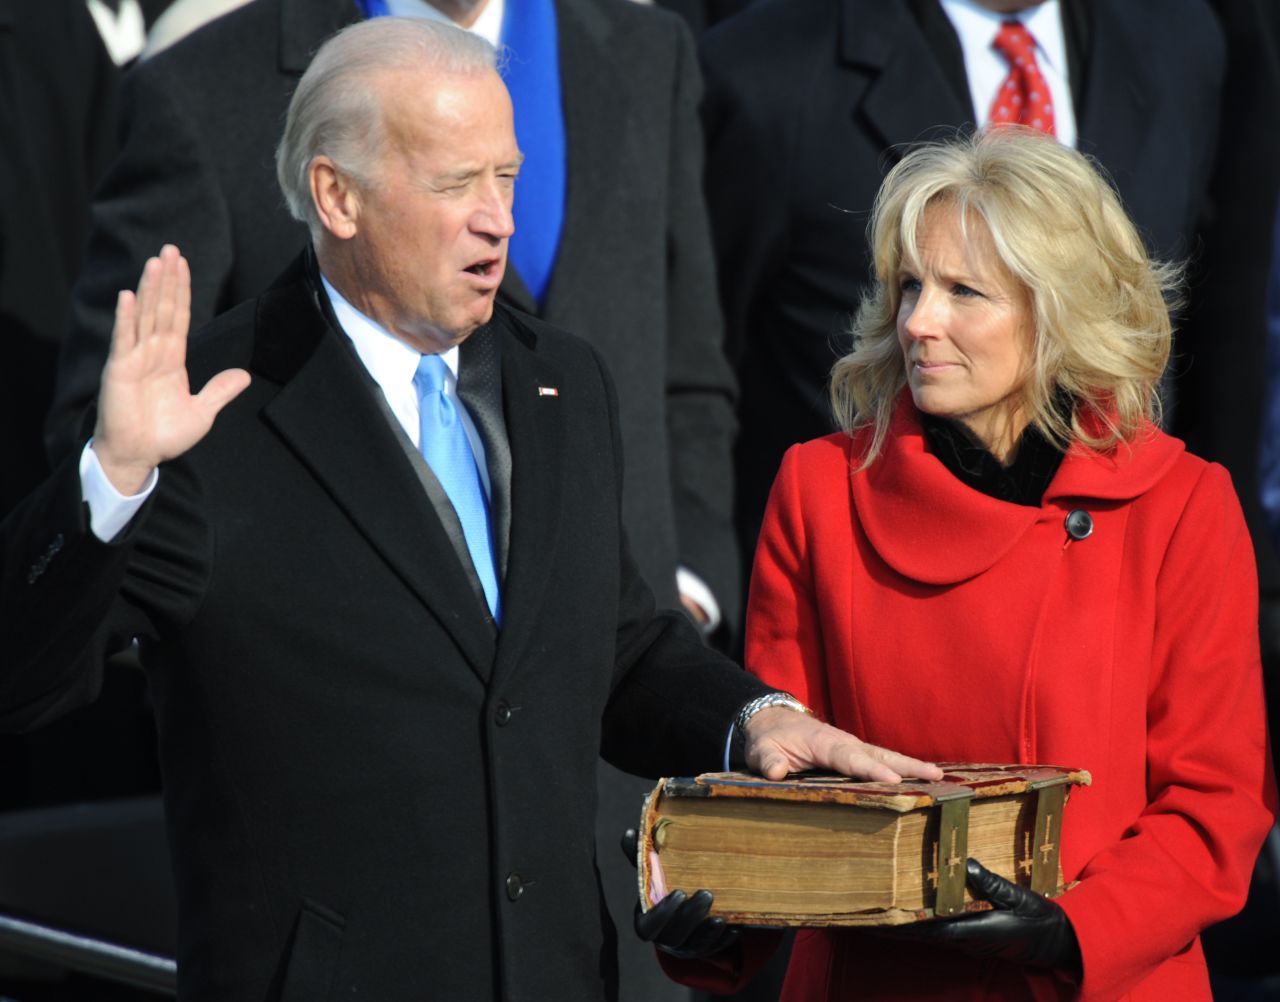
505 873 524 900
494 701 512 726
1064 509 1093 541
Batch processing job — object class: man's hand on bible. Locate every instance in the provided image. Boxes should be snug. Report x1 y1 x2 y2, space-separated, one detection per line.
742 705 944 784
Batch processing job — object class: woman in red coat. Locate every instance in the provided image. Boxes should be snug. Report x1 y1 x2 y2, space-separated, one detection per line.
665 129 1276 1000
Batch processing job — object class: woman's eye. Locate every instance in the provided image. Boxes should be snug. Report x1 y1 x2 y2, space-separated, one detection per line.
952 283 981 298
899 277 921 294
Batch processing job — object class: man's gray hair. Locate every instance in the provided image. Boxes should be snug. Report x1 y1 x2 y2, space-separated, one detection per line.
276 16 498 239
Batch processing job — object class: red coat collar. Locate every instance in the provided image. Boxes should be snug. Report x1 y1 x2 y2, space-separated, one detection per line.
848 394 1185 584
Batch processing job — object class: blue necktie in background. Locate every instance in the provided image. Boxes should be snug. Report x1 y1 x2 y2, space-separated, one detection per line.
415 354 502 623
501 0 566 308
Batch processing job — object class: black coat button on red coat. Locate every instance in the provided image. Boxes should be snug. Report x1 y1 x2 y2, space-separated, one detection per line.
1065 509 1094 541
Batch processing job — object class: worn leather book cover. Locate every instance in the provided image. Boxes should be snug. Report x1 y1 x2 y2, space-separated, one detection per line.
637 763 1091 927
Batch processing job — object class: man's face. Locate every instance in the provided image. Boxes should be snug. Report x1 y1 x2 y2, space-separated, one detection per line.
347 68 521 353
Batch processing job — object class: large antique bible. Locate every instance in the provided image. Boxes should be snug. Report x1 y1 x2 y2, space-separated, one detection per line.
637 764 1090 927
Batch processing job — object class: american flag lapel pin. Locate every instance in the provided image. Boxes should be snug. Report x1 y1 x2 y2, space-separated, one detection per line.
537 386 559 397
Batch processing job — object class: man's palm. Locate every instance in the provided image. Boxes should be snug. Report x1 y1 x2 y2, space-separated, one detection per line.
93 245 249 494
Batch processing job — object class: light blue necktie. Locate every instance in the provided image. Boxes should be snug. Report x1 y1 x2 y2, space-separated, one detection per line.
414 354 501 624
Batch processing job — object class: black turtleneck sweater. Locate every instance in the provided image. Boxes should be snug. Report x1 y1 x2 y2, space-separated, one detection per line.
921 413 1066 508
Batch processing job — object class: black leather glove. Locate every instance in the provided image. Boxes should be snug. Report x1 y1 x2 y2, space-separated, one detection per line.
621 828 741 960
885 859 1082 981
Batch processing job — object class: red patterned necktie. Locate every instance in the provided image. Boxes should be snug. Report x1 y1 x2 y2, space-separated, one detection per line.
989 21 1057 136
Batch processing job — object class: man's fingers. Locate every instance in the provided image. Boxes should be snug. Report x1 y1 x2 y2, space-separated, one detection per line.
744 708 941 784
111 289 138 356
756 753 791 781
172 252 192 338
152 249 181 338
134 254 163 343
151 245 189 340
852 758 903 783
869 745 944 783
835 739 944 783
194 369 251 422
135 245 188 346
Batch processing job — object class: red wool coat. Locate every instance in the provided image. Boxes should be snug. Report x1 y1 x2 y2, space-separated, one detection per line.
692 402 1275 1001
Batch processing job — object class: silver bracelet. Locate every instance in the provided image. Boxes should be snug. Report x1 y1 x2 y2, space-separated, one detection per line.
735 691 812 732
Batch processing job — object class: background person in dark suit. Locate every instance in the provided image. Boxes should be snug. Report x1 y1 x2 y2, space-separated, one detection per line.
0 0 119 519
10 20 941 1000
0 1 169 877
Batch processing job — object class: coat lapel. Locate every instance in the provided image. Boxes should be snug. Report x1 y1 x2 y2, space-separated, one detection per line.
841 0 973 155
252 262 497 681
489 311 565 687
457 323 512 580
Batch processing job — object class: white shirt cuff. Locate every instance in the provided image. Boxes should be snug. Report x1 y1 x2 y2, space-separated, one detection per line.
80 440 157 542
722 723 736 772
676 565 722 634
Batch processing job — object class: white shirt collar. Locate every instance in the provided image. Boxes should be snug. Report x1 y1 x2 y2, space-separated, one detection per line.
321 272 459 383
390 0 505 46
939 0 1066 74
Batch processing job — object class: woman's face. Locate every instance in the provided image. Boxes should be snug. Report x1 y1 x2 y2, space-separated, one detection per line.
896 205 1036 463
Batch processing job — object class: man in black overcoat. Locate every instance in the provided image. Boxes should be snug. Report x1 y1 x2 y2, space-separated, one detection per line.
51 13 739 987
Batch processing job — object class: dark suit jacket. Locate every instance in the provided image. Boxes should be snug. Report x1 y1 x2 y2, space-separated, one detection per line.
699 0 1226 549
0 456 136 687
654 0 756 37
51 0 738 625
1177 0 1280 594
0 0 119 514
9 257 768 1001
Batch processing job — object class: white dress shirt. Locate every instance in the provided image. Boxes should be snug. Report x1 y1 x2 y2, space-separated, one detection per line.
939 0 1077 149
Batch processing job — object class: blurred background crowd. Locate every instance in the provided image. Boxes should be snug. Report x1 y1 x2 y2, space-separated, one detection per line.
0 0 1276 999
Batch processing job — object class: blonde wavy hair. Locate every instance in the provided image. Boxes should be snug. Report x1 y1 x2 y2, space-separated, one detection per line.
830 127 1179 466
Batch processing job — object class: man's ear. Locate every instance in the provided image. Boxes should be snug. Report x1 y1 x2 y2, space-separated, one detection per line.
310 156 361 241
